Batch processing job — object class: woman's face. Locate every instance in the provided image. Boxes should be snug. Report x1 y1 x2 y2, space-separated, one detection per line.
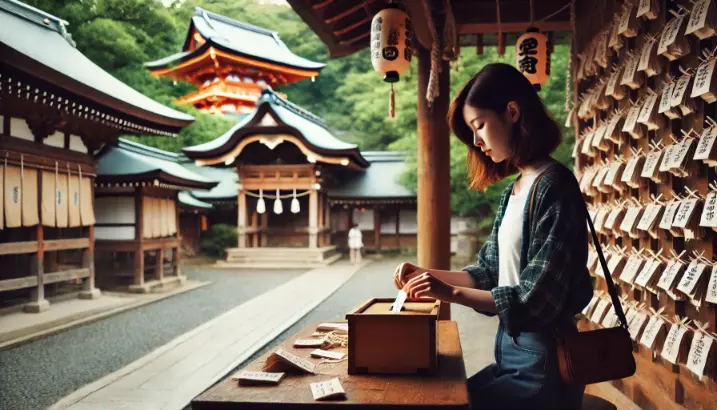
462 103 519 163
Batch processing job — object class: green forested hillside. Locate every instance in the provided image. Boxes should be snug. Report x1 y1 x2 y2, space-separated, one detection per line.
24 0 574 219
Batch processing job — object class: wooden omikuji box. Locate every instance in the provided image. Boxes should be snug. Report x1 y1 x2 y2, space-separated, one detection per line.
346 298 440 375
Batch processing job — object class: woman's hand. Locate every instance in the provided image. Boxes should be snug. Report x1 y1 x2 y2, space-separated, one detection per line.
403 272 457 303
393 262 422 289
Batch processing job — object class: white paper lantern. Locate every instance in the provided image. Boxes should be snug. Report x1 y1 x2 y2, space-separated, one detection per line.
371 5 412 82
371 5 413 118
516 28 551 90
273 189 283 214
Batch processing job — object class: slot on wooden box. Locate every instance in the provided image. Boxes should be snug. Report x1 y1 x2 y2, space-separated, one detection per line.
346 298 440 375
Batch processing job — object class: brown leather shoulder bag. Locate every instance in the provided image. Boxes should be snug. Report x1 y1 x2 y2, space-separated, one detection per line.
529 171 636 385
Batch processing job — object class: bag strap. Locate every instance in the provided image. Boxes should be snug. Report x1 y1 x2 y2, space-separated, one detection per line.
528 168 629 331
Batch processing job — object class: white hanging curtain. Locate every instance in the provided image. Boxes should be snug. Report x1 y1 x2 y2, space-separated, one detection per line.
56 168 69 228
5 164 22 228
41 170 55 227
68 171 81 228
79 175 95 226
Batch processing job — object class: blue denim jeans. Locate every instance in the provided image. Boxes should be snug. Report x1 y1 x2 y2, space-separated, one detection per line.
467 325 584 410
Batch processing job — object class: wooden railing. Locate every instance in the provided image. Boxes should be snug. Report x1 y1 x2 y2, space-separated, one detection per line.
0 268 90 292
0 238 90 256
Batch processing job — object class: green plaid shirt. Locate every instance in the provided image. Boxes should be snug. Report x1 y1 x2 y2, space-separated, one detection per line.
463 163 593 336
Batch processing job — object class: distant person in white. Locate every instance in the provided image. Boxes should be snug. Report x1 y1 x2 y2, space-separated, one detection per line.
348 223 363 264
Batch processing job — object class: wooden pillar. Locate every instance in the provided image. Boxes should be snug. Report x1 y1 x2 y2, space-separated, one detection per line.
25 224 49 312
156 248 164 281
374 206 381 252
251 211 259 248
346 207 353 231
416 46 451 269
79 224 100 299
318 193 324 247
395 207 401 250
134 189 144 287
175 195 181 278
26 170 48 312
260 212 268 247
238 189 247 248
417 46 451 318
325 197 331 245
309 190 318 248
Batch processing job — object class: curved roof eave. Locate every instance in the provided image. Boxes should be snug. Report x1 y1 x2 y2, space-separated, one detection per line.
146 39 325 74
0 2 194 130
182 92 368 168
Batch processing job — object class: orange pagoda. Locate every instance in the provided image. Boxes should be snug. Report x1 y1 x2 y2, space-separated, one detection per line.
145 7 325 115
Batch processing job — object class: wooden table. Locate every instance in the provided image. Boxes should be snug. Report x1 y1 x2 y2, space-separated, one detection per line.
192 321 470 409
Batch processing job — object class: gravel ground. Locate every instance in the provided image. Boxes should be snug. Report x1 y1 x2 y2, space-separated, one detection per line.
0 267 304 410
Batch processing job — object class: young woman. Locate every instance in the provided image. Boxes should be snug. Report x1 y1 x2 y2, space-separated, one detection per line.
348 223 363 264
394 63 593 410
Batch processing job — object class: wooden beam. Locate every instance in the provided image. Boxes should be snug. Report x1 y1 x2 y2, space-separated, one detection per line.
0 276 38 292
333 16 371 36
458 21 572 35
44 268 90 284
312 0 335 10
240 182 319 190
324 3 368 25
416 45 451 319
0 241 39 255
341 31 370 46
44 238 91 252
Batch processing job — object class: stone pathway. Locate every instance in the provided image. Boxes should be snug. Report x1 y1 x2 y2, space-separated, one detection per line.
50 260 369 410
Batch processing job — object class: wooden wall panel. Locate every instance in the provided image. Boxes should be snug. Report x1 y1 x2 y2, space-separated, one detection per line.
573 1 717 408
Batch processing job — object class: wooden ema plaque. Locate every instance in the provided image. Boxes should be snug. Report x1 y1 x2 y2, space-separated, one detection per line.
346 298 440 375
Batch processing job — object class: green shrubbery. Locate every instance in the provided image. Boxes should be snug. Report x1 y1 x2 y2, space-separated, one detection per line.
200 224 237 258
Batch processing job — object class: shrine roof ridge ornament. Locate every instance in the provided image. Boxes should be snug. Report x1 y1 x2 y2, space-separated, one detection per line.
0 0 72 44
260 88 328 130
194 7 278 39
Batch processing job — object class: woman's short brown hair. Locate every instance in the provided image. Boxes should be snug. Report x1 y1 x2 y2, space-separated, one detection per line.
448 63 562 191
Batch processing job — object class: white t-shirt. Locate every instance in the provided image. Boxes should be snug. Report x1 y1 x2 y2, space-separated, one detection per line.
498 162 555 287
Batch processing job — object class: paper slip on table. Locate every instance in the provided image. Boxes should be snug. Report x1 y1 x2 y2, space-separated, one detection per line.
192 321 470 410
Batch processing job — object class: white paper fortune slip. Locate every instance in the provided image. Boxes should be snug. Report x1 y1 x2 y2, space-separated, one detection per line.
391 289 408 313
310 378 347 401
317 323 348 334
265 348 317 374
311 349 346 360
687 330 714 380
294 339 325 348
232 370 285 386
